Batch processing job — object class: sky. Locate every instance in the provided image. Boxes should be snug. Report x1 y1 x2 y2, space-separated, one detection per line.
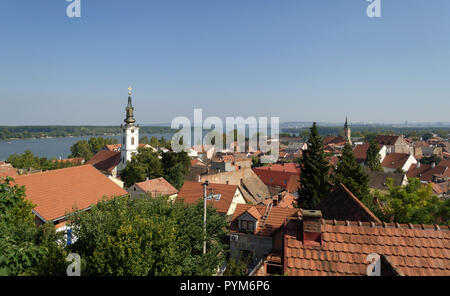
0 0 449 125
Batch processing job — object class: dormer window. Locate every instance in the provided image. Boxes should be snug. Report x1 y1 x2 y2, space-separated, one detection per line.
240 220 255 233
237 207 260 234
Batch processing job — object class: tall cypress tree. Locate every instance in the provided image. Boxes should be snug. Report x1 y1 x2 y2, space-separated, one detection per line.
296 122 331 209
333 142 370 199
366 140 383 171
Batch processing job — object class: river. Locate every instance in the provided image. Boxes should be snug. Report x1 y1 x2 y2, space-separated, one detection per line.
0 133 174 161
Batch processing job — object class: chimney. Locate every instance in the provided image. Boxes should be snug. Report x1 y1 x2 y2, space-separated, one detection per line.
417 162 421 168
302 210 323 246
432 162 436 168
146 177 149 181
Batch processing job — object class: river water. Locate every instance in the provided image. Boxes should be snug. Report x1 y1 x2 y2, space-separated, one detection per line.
0 133 174 161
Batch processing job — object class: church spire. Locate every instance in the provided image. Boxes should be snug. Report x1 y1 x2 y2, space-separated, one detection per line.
124 86 135 125
343 116 351 144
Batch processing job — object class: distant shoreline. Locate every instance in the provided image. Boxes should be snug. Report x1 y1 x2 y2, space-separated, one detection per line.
0 126 176 141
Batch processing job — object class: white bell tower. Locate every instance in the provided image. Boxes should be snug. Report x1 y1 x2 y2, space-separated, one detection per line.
118 87 139 171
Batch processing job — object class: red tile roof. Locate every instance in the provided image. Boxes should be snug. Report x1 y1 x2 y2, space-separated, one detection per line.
285 175 300 193
439 158 450 168
177 181 239 214
230 204 299 236
253 164 300 191
86 150 121 172
104 144 122 152
432 183 444 195
407 164 449 182
135 177 178 197
241 206 263 220
52 157 85 164
353 143 371 163
323 136 347 146
190 159 206 167
381 153 411 169
284 219 450 276
317 183 381 223
263 191 297 208
376 135 400 146
12 165 127 222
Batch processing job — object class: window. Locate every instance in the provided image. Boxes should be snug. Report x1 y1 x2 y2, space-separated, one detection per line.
240 219 255 233
123 137 125 145
131 137 135 145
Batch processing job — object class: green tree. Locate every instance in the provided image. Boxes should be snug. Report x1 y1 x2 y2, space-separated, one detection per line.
69 137 118 160
296 123 331 209
69 140 93 160
121 148 164 188
67 195 228 275
0 177 65 275
372 178 449 224
251 156 262 168
366 140 383 171
163 163 186 190
332 142 370 200
160 151 191 189
140 136 149 144
7 150 40 169
6 150 81 172
420 155 442 165
223 255 253 276
150 136 159 148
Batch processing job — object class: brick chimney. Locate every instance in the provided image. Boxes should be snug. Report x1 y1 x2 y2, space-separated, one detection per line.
302 210 322 246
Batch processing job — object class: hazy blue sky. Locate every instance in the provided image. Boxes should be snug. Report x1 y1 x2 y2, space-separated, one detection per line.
1 0 449 125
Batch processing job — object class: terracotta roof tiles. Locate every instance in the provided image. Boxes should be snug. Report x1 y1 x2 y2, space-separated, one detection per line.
135 177 178 196
12 165 127 222
230 204 299 236
177 181 239 214
86 150 121 172
318 183 381 223
381 153 412 169
284 219 450 276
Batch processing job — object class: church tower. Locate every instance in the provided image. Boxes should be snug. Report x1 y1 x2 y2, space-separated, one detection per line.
118 87 139 171
343 117 351 144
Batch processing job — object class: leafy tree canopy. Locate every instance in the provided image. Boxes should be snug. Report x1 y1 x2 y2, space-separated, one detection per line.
371 178 449 225
69 137 118 161
0 177 65 275
67 195 229 276
420 155 442 165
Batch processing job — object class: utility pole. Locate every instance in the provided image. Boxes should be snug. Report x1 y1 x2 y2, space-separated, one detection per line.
202 181 209 255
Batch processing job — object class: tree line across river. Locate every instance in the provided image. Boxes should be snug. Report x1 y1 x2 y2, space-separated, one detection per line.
0 125 175 140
